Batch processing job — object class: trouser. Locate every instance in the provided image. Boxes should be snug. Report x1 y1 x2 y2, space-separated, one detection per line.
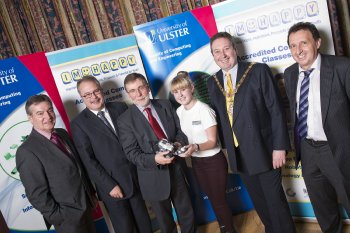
301 139 350 233
192 151 235 232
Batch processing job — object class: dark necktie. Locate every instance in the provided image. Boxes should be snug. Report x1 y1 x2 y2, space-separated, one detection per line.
97 111 115 133
50 132 70 156
297 68 314 139
144 107 167 140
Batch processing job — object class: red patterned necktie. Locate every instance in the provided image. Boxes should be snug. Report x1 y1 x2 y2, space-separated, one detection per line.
50 132 70 156
144 107 167 140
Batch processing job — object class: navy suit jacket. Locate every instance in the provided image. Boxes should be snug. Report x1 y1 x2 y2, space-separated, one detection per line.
70 102 137 202
117 99 188 201
284 54 350 175
207 62 290 175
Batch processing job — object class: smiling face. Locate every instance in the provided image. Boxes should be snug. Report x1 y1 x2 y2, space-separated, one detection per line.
211 37 238 72
172 85 194 107
78 80 105 111
28 101 56 133
288 29 321 70
125 78 151 107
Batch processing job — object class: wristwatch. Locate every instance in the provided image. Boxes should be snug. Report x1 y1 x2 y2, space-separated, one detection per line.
195 144 200 152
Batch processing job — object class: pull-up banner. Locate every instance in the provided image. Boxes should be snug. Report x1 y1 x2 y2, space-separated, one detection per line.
47 35 148 121
0 53 107 233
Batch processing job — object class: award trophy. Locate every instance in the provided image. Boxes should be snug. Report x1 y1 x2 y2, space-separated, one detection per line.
156 139 187 158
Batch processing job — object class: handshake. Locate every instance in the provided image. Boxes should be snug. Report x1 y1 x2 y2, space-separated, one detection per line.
157 139 187 158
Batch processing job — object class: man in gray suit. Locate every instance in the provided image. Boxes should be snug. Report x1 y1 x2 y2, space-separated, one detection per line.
16 94 96 233
117 73 195 233
71 75 152 233
284 22 350 233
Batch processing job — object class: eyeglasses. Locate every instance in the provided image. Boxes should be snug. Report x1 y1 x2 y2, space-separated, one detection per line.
81 89 102 99
127 85 149 95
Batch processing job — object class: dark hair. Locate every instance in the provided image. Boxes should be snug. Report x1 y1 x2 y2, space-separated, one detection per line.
210 32 236 53
124 73 148 89
287 22 321 46
25 94 53 115
76 75 102 95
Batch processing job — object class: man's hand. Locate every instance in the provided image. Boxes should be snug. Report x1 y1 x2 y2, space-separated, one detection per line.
109 185 124 198
272 150 286 169
155 151 174 165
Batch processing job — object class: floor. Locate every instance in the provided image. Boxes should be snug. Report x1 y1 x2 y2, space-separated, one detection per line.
195 210 350 233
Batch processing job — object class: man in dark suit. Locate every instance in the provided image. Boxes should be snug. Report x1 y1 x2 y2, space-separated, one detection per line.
16 94 96 233
117 73 195 233
70 75 152 233
284 22 350 233
207 32 296 233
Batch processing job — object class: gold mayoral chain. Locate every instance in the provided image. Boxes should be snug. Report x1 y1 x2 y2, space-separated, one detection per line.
213 62 255 115
213 62 255 147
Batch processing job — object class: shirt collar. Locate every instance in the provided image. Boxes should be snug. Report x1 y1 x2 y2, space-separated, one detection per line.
224 63 238 78
136 103 152 113
298 53 321 74
33 127 54 140
89 106 107 116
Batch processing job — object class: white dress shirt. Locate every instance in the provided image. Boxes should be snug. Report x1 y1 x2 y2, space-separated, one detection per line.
223 64 238 90
90 107 116 131
296 54 327 141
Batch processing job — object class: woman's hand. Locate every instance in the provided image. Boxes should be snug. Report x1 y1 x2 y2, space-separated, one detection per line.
178 144 196 157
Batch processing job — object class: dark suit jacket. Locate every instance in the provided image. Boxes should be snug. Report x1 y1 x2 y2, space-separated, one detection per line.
284 54 350 174
208 62 290 175
117 99 188 201
70 102 137 202
16 128 94 232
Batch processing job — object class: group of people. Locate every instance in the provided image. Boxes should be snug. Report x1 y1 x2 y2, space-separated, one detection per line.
15 21 350 233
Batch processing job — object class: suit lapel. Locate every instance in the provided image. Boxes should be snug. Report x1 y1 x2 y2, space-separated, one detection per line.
320 55 333 124
83 108 118 140
105 105 120 137
131 105 159 141
152 100 171 138
31 129 73 163
215 71 230 123
289 66 299 125
232 62 249 124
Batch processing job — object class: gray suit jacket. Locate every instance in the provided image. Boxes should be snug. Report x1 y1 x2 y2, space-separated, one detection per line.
117 99 188 201
16 128 94 232
207 62 290 175
284 54 350 175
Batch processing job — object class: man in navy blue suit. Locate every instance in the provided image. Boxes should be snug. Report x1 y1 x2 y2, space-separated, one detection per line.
207 32 296 233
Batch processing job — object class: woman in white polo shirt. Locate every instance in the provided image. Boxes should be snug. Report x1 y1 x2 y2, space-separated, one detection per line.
170 72 235 233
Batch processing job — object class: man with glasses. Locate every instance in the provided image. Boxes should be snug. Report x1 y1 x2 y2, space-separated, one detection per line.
16 94 96 233
70 75 152 233
117 73 195 233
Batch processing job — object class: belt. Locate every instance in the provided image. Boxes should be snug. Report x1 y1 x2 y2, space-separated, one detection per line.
304 138 328 146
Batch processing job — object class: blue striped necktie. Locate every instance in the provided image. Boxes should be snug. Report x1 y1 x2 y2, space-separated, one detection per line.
297 68 314 139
